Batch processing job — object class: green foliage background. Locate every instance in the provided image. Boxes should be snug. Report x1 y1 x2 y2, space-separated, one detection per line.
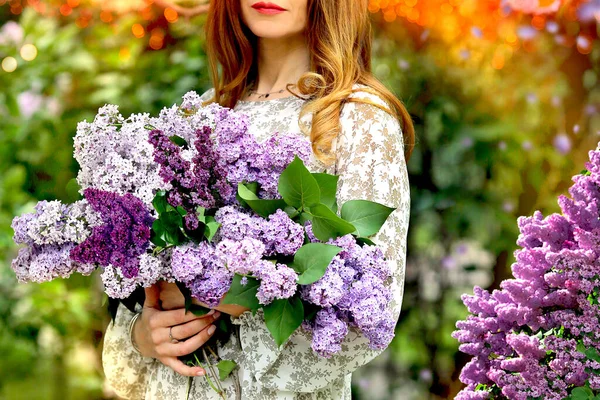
1 4 599 399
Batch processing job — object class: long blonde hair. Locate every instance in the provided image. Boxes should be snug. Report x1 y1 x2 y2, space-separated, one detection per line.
205 0 415 164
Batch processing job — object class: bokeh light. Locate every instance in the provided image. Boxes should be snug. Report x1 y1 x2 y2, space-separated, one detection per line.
1 56 17 72
19 44 38 61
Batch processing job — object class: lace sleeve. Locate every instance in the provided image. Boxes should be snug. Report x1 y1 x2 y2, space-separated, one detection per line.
231 91 411 393
102 303 155 399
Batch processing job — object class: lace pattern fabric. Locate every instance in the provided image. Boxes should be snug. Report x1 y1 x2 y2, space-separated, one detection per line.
102 87 411 399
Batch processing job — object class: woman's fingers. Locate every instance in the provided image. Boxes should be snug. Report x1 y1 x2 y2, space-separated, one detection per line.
161 356 206 377
159 323 218 357
150 307 215 329
144 284 161 308
170 312 221 341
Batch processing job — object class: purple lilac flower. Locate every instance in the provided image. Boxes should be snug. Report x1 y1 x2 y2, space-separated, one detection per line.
261 209 304 256
11 200 101 246
453 149 600 399
11 243 89 283
101 265 139 299
252 133 312 198
10 200 101 284
70 189 154 279
301 256 347 307
173 242 234 308
254 261 298 305
149 129 213 212
311 308 349 358
300 232 395 353
74 106 168 206
215 238 265 275
214 206 263 242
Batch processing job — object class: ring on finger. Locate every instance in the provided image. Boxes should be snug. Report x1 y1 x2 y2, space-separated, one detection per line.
169 326 180 344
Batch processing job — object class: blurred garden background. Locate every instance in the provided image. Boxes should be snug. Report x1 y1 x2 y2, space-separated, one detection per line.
0 0 599 399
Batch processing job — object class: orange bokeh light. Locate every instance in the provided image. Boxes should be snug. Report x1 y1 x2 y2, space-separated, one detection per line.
132 23 145 38
164 7 178 23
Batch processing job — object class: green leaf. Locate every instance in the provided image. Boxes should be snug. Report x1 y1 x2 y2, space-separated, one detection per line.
278 156 321 209
356 237 376 246
577 342 587 354
284 206 300 219
162 210 184 228
297 212 313 225
152 219 166 238
204 221 220 242
290 243 342 284
570 387 593 400
310 203 356 242
152 191 168 215
263 297 304 347
187 304 211 317
176 281 194 313
222 275 260 312
169 135 189 148
586 348 600 363
176 206 187 216
150 221 167 247
312 173 339 212
217 360 237 381
340 200 395 237
196 207 206 224
164 225 183 245
238 183 287 218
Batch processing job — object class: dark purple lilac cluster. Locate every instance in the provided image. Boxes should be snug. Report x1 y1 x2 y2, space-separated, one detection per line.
453 150 600 400
70 188 154 279
301 227 395 358
149 127 231 230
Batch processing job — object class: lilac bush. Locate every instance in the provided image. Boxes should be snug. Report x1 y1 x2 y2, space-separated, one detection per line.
453 149 600 399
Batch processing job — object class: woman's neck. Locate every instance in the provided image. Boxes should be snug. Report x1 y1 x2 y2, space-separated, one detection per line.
254 35 310 94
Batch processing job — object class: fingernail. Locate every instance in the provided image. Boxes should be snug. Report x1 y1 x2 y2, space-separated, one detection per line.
207 309 215 316
197 369 205 376
208 325 216 335
213 311 221 319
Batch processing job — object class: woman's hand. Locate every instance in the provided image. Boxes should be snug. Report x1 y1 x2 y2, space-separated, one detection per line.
132 285 221 377
158 281 251 318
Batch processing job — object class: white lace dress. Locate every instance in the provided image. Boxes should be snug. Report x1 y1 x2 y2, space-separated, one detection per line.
102 87 411 400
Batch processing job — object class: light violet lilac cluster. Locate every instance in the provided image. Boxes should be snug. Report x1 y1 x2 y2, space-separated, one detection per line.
171 207 304 307
302 228 395 358
453 149 600 399
70 188 154 280
74 105 167 207
11 200 101 283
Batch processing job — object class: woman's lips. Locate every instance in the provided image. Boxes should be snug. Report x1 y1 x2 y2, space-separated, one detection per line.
251 2 286 15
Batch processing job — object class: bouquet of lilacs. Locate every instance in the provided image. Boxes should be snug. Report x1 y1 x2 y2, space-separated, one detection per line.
453 147 600 400
10 91 398 396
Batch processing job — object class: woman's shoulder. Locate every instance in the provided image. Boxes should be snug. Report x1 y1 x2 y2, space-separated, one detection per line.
346 83 390 108
339 83 401 131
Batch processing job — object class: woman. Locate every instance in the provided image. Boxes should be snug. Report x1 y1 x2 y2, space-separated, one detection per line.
102 0 414 398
